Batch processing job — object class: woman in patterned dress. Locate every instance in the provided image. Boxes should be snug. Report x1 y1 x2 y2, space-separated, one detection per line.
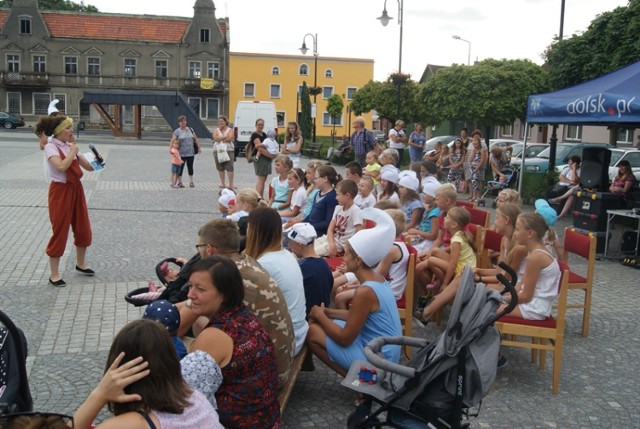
447 138 466 192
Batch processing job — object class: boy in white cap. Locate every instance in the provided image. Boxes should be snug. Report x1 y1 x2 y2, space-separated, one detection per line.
288 223 333 316
306 208 402 377
217 188 236 217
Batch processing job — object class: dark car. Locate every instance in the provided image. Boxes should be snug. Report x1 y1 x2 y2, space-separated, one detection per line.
0 112 25 129
522 142 612 173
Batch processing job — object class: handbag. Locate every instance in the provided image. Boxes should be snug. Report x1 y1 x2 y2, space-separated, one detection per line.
189 128 200 155
216 142 231 163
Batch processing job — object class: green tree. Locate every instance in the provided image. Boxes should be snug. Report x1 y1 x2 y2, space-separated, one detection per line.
419 59 550 127
299 82 312 144
544 0 640 89
0 0 99 11
326 94 344 145
349 75 424 124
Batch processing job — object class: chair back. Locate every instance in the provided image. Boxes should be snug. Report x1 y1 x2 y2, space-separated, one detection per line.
563 227 596 261
466 223 485 267
479 228 504 268
455 200 477 210
466 206 490 228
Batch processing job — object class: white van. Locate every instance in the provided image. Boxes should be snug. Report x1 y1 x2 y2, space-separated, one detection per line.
233 101 278 156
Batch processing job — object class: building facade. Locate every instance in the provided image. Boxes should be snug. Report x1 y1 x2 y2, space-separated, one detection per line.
230 52 374 138
0 0 229 131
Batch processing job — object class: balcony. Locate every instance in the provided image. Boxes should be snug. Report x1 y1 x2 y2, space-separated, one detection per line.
0 71 50 88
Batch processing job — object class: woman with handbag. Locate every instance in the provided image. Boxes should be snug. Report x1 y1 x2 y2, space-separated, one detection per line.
171 115 199 188
213 115 236 189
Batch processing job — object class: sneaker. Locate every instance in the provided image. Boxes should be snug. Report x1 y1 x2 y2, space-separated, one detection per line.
413 294 432 328
497 355 508 369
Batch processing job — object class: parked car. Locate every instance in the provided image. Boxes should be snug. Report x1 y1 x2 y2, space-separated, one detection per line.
609 148 640 181
422 135 458 154
522 142 612 173
0 112 25 129
509 143 549 169
488 138 522 150
373 129 386 143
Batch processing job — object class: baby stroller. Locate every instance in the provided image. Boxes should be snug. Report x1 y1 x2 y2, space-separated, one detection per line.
0 310 33 415
342 264 518 429
477 167 518 208
125 253 201 307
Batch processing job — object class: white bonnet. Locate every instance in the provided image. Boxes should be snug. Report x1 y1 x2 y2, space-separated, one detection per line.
347 208 395 267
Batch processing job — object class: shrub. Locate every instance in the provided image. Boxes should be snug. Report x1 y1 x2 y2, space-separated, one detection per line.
519 171 558 204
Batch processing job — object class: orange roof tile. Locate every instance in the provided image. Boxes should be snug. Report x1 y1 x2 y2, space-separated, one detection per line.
42 12 189 43
0 10 9 32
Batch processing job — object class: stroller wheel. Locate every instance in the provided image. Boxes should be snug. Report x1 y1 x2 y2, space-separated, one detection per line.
477 199 484 207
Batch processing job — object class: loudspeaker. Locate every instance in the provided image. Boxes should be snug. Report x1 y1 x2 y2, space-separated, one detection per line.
579 147 611 190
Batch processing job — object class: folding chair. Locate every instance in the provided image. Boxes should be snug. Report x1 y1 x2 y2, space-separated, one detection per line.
495 261 570 394
562 227 597 337
466 206 491 229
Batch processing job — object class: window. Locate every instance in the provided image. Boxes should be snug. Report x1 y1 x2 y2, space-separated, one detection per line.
270 84 281 99
53 94 66 113
7 92 21 114
299 64 309 76
32 55 46 73
276 111 286 128
564 125 582 141
34 93 50 115
87 57 100 76
188 97 202 117
200 28 210 43
500 124 513 137
124 59 136 77
323 112 343 126
155 60 168 78
206 62 219 79
189 61 202 78
244 83 255 98
622 151 640 168
325 69 333 78
272 66 280 75
322 86 334 99
143 105 163 118
616 128 633 145
7 55 20 73
206 98 219 120
20 18 31 34
64 56 77 75
519 124 532 140
346 87 357 100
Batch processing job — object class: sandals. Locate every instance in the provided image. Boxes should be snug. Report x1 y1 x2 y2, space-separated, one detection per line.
189 183 195 188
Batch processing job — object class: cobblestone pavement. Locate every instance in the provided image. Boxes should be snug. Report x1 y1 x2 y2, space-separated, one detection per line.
1 131 639 428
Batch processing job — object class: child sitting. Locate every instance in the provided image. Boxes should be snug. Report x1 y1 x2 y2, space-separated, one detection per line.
217 188 236 217
279 167 308 220
142 299 187 359
344 161 363 184
355 176 376 209
398 171 423 231
378 168 400 204
314 179 363 257
535 199 564 261
363 151 381 189
406 181 440 252
269 154 294 211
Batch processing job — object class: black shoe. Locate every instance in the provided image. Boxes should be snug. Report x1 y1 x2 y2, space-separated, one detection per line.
497 355 508 369
75 265 95 276
49 278 66 287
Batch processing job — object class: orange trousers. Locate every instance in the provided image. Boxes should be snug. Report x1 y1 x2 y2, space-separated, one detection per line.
46 181 92 258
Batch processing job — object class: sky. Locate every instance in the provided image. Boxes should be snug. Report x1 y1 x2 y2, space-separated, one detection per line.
86 0 629 81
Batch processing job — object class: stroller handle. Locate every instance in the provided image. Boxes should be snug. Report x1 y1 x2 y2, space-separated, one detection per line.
364 336 427 378
155 257 184 287
495 261 518 318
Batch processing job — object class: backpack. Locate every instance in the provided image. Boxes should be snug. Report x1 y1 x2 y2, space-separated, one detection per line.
0 310 33 415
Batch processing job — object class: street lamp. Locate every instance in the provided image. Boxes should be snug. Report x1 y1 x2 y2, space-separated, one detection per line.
378 0 403 120
452 35 471 66
299 33 318 143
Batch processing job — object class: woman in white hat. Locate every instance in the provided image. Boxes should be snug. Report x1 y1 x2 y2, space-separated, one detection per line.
306 208 402 376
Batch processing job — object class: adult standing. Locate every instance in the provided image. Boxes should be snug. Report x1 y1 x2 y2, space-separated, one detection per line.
37 115 95 287
213 115 236 189
408 123 427 163
282 121 303 168
388 120 408 168
249 119 275 199
459 128 472 193
171 115 199 188
350 116 377 167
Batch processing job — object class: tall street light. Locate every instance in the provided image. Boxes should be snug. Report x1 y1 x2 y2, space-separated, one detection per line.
300 33 318 143
452 35 471 65
378 0 403 121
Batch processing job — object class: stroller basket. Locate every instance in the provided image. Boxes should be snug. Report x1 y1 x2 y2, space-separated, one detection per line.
343 263 518 429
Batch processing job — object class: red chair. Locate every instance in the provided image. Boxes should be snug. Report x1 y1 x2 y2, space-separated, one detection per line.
455 200 477 210
495 261 570 394
466 206 490 229
479 229 504 269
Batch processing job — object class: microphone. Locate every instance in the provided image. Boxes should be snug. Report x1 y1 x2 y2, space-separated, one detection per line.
89 144 105 166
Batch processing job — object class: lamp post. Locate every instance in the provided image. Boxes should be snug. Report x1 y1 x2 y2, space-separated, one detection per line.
299 33 318 143
548 0 566 173
452 35 471 65
378 0 403 121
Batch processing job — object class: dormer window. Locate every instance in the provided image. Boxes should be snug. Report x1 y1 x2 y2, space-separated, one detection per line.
20 18 31 34
200 29 210 43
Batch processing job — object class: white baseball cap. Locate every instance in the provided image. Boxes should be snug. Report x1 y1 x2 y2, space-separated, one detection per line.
287 222 317 245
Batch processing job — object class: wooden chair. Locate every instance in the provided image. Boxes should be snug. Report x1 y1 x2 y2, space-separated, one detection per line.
455 200 477 210
479 229 504 269
495 262 570 394
396 249 417 357
466 206 491 229
466 223 486 267
562 227 597 337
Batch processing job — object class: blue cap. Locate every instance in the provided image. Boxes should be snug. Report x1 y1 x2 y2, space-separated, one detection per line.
142 300 180 335
535 199 558 227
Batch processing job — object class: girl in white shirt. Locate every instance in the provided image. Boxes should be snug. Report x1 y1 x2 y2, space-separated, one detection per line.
279 167 308 220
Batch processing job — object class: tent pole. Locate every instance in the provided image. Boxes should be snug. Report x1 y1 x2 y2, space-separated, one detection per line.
517 122 529 195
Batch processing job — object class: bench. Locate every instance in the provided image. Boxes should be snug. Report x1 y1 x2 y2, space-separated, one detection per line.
278 345 308 415
302 142 323 159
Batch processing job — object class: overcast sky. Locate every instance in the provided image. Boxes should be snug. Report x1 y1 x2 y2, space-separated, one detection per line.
87 0 628 81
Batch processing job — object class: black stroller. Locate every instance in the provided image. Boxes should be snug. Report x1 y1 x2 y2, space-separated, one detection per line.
477 167 518 208
0 310 33 416
342 264 518 429
125 253 201 307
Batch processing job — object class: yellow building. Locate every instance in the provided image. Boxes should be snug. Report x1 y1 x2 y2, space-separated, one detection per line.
229 52 374 137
